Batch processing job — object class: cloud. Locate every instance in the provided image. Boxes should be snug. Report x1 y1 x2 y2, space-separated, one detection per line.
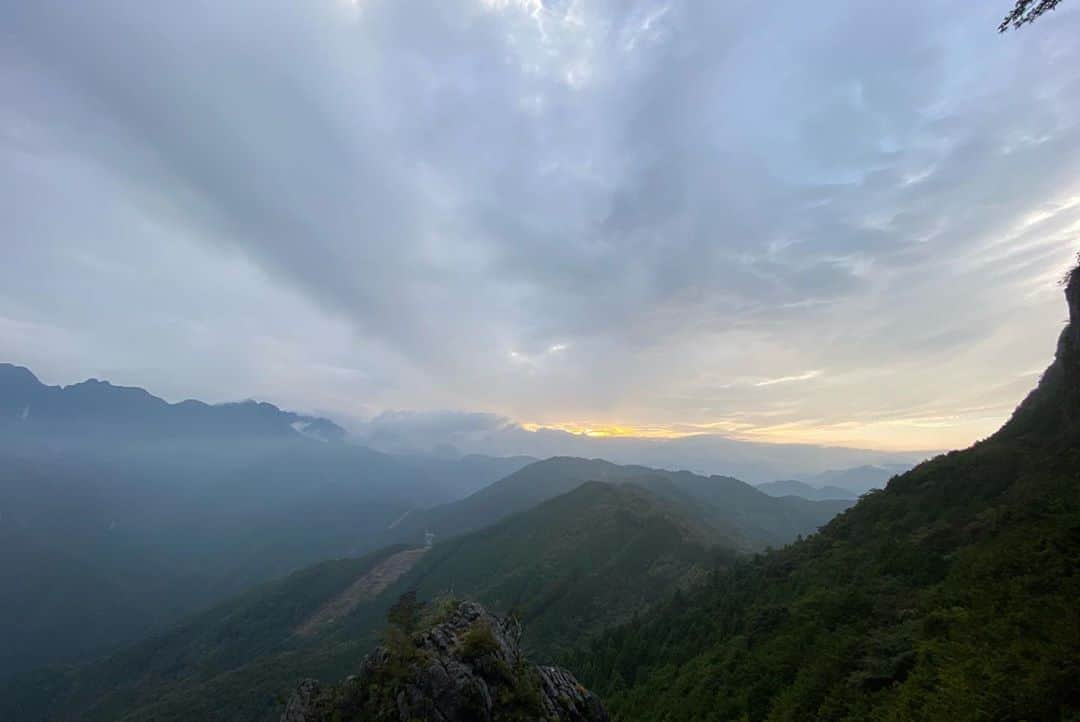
2 0 1079 451
351 409 517 455
348 407 929 481
754 370 824 387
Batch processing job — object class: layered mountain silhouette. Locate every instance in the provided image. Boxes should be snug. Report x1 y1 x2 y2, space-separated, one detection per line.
7 265 1075 721
806 463 911 494
0 369 527 677
756 479 860 501
0 363 345 444
2 453 849 721
387 456 852 552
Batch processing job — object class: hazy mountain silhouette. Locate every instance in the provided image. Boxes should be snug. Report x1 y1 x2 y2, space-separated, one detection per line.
0 366 527 678
386 456 852 551
756 479 859 500
0 363 344 444
1 480 735 721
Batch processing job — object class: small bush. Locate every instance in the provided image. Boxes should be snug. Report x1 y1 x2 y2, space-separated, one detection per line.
460 620 500 662
418 594 459 632
387 591 424 633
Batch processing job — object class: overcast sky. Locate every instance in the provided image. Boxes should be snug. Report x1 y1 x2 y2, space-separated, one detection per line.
3 0 1079 453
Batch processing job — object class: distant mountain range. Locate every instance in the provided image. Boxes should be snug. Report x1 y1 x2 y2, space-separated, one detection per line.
4 456 851 721
0 363 345 444
807 463 911 493
0 366 859 720
0 364 531 678
354 414 932 484
386 456 852 552
4 269 1076 721
0 360 880 694
756 464 912 501
755 479 859 500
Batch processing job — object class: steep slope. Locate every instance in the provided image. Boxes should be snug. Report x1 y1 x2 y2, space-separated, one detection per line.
572 267 1080 720
6 482 733 722
1 546 413 722
390 456 850 551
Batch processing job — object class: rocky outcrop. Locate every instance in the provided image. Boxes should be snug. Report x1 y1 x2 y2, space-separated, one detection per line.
1002 258 1080 439
280 600 609 722
280 679 322 722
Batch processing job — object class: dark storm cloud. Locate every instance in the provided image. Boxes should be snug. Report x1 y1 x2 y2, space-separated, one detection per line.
2 0 1079 450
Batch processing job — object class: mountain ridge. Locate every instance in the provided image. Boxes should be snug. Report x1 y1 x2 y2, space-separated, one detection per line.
0 479 736 721
572 262 1080 720
756 479 859 501
0 365 536 678
388 456 851 552
0 363 346 443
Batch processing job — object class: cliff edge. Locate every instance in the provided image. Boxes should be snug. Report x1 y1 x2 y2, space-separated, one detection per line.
281 600 609 722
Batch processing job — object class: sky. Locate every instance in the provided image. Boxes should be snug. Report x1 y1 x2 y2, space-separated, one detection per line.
3 0 1080 455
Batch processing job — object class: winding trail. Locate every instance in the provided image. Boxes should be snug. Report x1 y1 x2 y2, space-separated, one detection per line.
295 546 428 638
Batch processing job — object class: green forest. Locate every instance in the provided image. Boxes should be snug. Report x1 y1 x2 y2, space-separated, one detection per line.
569 271 1080 720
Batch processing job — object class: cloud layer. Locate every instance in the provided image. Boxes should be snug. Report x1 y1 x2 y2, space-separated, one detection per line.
3 0 1080 451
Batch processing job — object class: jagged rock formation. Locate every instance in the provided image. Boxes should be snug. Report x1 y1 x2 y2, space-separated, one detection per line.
281 600 609 721
1002 260 1080 438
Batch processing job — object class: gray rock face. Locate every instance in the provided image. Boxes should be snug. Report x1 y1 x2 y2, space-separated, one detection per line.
280 678 321 722
281 600 609 722
535 665 610 721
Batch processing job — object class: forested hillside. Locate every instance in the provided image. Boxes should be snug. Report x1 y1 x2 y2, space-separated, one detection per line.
0 367 526 677
2 481 734 721
571 268 1080 720
389 456 851 551
1 547 409 722
372 482 736 659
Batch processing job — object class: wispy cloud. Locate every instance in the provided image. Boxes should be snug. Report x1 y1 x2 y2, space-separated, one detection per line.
754 370 824 387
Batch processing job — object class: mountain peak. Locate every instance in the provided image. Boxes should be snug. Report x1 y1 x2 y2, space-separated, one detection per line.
0 362 41 383
0 362 346 443
0 363 44 397
0 363 46 417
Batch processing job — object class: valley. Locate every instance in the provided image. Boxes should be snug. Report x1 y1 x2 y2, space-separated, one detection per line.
3 269 1078 721
4 1 1077 719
